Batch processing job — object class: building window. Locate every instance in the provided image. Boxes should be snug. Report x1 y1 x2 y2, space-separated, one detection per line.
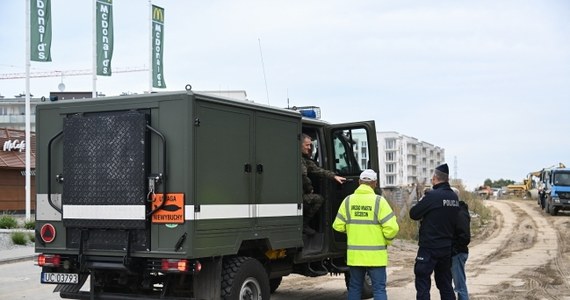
386 152 395 161
386 139 396 150
386 175 395 185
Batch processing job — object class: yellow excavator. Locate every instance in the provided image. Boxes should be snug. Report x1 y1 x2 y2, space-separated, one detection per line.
506 170 542 199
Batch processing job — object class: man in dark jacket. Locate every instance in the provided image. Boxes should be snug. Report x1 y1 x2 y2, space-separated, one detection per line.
451 187 471 300
410 163 459 300
301 134 345 235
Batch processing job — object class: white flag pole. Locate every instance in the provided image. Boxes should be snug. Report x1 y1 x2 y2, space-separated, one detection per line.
149 0 153 93
25 0 32 222
92 0 97 98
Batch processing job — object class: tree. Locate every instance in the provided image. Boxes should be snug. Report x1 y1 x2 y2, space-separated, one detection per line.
482 178 515 188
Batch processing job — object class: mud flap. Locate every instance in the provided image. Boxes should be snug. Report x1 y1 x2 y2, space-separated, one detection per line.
194 257 222 299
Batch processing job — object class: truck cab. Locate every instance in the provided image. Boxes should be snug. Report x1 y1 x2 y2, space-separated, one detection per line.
34 89 379 299
539 167 570 216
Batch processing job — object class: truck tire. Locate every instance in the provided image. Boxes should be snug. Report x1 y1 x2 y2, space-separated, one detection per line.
549 205 558 216
269 276 282 294
344 272 374 299
221 257 270 300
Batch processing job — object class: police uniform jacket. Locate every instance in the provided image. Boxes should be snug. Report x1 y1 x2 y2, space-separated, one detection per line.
409 182 459 249
453 201 471 254
332 184 399 266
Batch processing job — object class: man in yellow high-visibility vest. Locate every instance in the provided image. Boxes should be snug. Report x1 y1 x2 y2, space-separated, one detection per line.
333 169 399 300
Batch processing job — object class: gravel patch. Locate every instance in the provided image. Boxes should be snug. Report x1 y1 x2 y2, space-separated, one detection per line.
0 231 34 251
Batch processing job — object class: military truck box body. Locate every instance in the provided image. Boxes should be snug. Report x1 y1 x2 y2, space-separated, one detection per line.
34 90 378 299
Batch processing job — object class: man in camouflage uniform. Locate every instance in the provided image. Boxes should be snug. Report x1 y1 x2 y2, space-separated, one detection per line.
301 134 346 235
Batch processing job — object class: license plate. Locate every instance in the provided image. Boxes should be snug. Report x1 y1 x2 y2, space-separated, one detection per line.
41 272 79 284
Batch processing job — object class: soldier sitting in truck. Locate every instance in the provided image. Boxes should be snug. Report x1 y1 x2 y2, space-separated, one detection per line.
301 133 346 235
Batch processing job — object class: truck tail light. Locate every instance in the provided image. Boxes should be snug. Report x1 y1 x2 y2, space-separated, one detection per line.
37 254 61 267
160 259 201 273
161 259 188 272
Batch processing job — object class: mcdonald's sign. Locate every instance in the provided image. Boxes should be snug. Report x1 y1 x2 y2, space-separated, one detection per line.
152 5 166 88
152 5 164 23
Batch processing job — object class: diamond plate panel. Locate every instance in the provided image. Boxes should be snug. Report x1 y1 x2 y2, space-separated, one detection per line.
62 111 147 229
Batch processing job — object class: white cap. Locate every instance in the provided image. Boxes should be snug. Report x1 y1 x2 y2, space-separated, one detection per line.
359 169 377 182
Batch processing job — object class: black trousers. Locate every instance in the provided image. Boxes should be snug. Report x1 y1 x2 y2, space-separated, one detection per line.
414 246 455 300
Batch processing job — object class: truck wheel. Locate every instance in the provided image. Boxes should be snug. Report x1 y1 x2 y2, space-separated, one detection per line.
550 205 558 216
269 276 282 294
344 272 374 299
221 257 269 300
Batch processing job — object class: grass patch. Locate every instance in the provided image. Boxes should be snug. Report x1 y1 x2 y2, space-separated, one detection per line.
27 232 35 243
0 215 18 229
11 231 28 245
24 220 35 230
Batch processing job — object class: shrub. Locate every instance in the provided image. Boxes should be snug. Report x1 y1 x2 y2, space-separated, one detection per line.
11 231 28 245
0 215 18 229
24 220 35 230
386 186 493 241
389 199 419 241
28 232 35 243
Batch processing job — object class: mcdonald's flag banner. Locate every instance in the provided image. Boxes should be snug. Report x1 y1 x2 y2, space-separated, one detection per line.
96 0 114 76
152 5 166 88
30 0 52 62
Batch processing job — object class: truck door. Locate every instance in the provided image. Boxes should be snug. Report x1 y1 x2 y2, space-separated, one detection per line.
194 102 255 230
254 112 302 228
324 121 379 248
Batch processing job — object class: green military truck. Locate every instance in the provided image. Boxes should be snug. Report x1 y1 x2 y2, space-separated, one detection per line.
34 87 379 299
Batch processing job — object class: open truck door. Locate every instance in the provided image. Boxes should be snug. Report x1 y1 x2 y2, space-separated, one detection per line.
324 121 379 249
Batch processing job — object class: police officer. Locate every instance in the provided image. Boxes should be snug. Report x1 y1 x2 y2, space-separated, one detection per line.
301 134 345 235
333 169 399 300
410 163 459 300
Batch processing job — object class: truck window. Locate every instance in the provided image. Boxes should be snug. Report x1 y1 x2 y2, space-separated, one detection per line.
332 128 369 176
554 172 570 186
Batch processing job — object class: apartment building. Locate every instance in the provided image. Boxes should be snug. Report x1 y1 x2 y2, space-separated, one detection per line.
351 130 445 189
377 131 445 188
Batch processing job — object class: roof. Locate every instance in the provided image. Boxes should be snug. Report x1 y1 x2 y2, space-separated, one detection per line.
0 128 36 169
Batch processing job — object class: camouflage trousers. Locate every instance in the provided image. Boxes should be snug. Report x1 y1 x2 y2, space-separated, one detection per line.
303 193 324 219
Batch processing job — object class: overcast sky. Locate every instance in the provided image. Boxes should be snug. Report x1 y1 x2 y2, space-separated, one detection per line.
1 0 569 189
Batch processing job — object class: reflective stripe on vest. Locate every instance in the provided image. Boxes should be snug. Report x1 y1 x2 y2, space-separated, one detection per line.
347 245 388 251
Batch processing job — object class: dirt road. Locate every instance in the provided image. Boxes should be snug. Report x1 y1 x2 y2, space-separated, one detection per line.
272 199 570 299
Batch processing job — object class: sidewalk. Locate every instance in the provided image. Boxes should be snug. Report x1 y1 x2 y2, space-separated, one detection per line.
0 245 35 265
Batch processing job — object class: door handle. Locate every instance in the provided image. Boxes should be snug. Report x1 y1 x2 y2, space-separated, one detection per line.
256 164 264 174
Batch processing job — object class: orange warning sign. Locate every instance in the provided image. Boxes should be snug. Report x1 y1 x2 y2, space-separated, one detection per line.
152 193 185 224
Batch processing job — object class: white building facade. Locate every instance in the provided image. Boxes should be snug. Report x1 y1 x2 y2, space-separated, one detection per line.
0 97 41 131
377 131 445 189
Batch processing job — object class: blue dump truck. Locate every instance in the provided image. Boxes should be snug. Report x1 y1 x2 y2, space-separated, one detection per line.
538 163 570 216
34 87 379 299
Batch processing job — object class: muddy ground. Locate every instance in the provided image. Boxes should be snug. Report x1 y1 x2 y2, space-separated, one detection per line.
271 199 570 300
